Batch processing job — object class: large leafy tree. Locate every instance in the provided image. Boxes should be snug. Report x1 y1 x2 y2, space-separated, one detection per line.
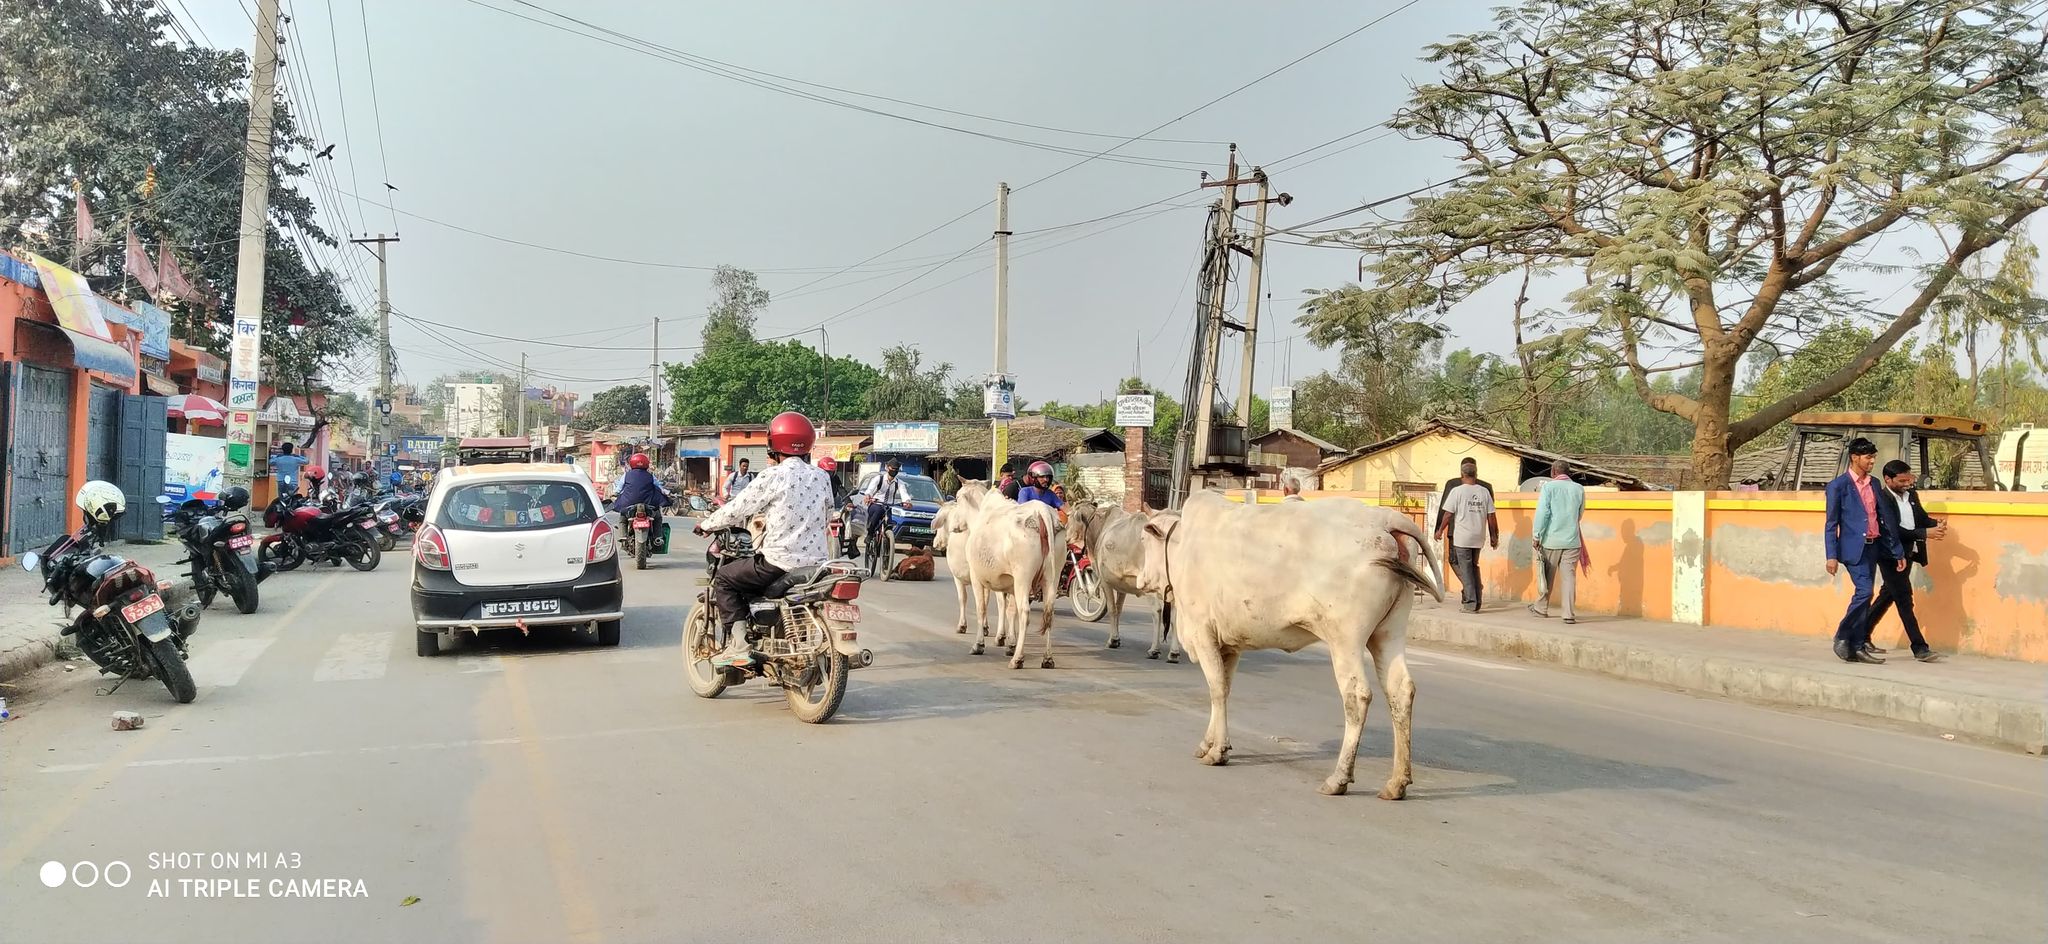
665 339 879 425
579 383 650 427
0 0 370 396
1303 0 2048 486
700 265 770 352
863 345 957 420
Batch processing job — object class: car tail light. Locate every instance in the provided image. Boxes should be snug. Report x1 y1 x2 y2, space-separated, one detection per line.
829 579 862 601
415 525 452 570
588 518 617 562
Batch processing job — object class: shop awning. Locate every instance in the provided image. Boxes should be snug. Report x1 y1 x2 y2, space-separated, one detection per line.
143 371 178 395
19 320 136 381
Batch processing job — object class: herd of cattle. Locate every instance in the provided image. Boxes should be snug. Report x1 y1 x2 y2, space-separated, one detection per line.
927 483 1444 800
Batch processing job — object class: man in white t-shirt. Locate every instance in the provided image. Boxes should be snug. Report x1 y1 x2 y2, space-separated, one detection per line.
1434 460 1499 612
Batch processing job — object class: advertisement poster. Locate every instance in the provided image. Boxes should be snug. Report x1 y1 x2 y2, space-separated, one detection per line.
872 422 941 454
164 433 226 501
982 375 1017 420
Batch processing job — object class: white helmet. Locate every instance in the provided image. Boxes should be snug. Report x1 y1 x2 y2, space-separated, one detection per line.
75 480 127 524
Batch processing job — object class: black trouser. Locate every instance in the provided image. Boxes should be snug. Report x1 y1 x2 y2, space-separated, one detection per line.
1867 550 1930 655
712 556 786 632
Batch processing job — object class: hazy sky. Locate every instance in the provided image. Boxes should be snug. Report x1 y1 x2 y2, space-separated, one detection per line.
176 0 2035 413
170 0 1510 407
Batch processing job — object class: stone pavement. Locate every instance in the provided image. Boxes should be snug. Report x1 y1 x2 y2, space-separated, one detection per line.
0 538 187 683
1408 600 2047 752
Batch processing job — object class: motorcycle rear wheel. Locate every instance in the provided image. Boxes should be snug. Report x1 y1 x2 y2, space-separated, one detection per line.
785 651 849 723
377 530 396 552
681 601 729 698
345 534 381 572
1071 568 1108 622
635 534 649 570
148 637 197 704
227 560 260 614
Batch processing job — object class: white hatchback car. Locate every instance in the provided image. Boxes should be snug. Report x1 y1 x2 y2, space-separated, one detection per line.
409 464 625 656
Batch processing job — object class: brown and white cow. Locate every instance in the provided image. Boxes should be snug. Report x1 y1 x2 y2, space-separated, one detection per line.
1068 501 1179 662
1131 492 1442 798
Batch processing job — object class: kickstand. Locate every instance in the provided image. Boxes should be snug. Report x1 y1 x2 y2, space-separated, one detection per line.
96 675 130 697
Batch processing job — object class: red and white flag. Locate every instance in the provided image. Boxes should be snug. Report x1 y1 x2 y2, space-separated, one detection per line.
74 187 98 255
157 244 198 302
125 230 161 294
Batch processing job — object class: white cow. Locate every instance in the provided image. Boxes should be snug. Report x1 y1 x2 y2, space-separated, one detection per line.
932 499 1013 651
954 481 1064 668
1068 501 1179 662
1133 493 1443 798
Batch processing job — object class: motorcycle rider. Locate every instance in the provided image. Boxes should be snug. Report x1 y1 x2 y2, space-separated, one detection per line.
693 412 834 667
855 458 914 550
1017 461 1064 510
611 452 672 515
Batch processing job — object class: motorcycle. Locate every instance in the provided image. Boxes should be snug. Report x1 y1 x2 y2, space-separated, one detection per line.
828 504 863 561
617 502 667 570
369 493 418 552
20 524 203 703
682 527 873 723
260 498 382 572
158 493 263 614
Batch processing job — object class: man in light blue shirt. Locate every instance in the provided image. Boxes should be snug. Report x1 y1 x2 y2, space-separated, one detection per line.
1529 459 1587 623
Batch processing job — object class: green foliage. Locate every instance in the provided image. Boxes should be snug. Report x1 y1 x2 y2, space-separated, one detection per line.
1039 377 1186 442
863 345 956 420
937 466 961 497
324 392 370 428
0 0 370 396
701 265 768 352
665 338 880 425
580 384 650 427
1302 0 2048 484
1738 323 1923 443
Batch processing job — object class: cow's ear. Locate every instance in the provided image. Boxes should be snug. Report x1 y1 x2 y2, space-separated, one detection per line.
1143 518 1168 538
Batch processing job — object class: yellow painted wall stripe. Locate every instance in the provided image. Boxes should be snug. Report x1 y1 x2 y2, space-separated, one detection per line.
1230 492 2048 517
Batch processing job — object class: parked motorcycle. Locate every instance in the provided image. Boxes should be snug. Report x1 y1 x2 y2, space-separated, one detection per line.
158 489 262 614
369 493 416 552
261 498 382 572
683 527 873 723
24 482 202 703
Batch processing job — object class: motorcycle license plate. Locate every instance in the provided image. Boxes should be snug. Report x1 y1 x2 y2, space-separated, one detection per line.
633 519 651 530
121 594 165 623
357 520 377 529
229 534 254 550
482 599 561 618
822 602 861 623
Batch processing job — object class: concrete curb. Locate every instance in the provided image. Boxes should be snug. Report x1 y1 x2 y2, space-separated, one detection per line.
1407 612 2048 753
0 631 67 685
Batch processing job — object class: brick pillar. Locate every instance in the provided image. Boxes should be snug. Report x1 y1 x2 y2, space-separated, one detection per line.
1123 426 1146 512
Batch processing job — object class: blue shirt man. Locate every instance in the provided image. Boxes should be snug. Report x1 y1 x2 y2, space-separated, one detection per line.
1017 484 1063 509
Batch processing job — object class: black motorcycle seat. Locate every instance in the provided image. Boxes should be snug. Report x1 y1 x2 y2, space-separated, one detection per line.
760 566 823 599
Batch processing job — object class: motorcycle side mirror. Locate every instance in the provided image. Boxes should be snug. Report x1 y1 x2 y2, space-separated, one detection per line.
19 552 40 572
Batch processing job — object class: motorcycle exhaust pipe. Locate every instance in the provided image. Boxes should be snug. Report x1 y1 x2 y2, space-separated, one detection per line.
853 648 874 669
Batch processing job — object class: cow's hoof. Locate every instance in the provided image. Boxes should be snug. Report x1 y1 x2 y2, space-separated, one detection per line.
1198 746 1231 766
1146 650 1160 660
1167 653 1182 664
971 644 985 655
955 625 967 635
1377 782 1410 801
1040 657 1055 669
1107 638 1121 649
1319 777 1351 797
1007 659 1025 670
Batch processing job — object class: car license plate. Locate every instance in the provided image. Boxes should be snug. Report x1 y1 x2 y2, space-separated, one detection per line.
822 602 860 623
229 534 253 550
482 599 561 618
357 520 376 529
121 594 165 623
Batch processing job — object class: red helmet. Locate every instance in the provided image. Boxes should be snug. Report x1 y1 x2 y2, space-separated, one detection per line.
816 456 837 472
766 411 815 456
304 464 327 481
627 452 650 470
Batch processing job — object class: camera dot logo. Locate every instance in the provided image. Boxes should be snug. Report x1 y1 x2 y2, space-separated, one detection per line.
40 861 66 888
39 860 130 889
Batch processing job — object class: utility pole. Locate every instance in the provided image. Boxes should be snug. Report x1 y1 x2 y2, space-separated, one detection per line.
516 353 528 439
817 326 831 421
223 0 282 491
991 181 1012 476
1235 169 1287 426
349 234 399 463
649 316 660 444
1190 146 1241 478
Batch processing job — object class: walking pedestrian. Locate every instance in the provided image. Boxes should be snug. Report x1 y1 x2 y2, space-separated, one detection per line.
1528 460 1586 624
1823 438 1901 664
1868 460 1946 662
724 458 755 500
1435 461 1498 613
1435 457 1492 537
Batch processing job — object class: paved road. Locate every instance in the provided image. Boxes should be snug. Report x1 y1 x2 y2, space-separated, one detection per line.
2 527 2041 944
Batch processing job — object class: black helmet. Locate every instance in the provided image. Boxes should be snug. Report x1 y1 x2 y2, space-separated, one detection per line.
220 485 251 511
884 458 902 472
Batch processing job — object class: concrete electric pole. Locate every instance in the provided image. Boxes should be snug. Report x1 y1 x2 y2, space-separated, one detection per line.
649 316 660 444
349 234 399 463
223 0 282 490
991 181 1012 476
517 352 528 439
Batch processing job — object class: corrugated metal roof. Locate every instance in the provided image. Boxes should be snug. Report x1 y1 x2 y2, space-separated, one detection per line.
1318 419 1658 490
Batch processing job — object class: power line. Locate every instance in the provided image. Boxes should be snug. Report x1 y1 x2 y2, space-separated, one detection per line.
355 0 397 231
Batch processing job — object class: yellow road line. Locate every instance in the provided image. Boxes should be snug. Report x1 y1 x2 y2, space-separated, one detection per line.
0 573 339 872
500 657 605 944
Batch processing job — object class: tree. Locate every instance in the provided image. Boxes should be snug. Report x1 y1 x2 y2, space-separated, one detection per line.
1738 322 1922 444
701 265 769 351
1039 377 1186 443
324 392 370 428
0 0 371 397
863 345 957 420
665 339 879 425
1931 231 2048 409
1303 0 2048 486
580 384 650 427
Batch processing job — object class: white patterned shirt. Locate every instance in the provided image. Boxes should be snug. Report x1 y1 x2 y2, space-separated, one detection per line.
700 457 832 572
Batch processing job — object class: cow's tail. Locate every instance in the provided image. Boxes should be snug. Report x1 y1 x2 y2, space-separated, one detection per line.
1379 513 1445 603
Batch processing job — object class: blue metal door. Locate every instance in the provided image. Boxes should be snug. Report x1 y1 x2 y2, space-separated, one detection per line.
87 384 121 483
7 365 73 554
115 394 168 541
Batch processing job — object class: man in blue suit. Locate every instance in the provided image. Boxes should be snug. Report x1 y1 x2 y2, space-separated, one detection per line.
1824 438 1902 664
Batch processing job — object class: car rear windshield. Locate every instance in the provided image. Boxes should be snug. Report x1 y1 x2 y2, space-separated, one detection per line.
440 481 595 531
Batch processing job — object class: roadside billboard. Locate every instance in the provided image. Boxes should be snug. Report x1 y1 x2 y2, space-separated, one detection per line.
873 422 941 454
164 433 226 502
